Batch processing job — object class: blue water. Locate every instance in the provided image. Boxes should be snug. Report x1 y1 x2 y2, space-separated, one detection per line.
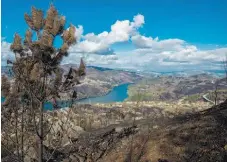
1 97 60 110
1 83 131 110
78 83 131 104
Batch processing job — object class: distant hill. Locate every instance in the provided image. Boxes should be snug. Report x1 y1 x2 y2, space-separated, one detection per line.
60 64 142 100
127 73 227 102
87 66 113 71
1 65 142 100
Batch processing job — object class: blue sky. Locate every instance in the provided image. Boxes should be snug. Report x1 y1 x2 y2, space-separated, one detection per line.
1 0 227 72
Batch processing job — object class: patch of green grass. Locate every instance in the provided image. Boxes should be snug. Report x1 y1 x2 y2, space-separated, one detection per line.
184 94 202 102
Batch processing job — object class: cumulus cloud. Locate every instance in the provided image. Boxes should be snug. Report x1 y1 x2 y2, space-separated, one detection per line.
131 34 185 51
1 41 14 66
62 53 118 67
75 25 84 42
125 32 227 72
69 14 145 55
108 46 227 72
1 14 227 73
132 14 145 28
131 34 227 64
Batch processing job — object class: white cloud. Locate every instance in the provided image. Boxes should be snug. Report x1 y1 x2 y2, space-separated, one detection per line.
75 25 84 42
1 41 14 66
124 32 226 71
69 40 109 54
69 14 145 55
131 34 185 51
1 14 227 73
1 41 11 53
62 53 118 67
132 14 145 28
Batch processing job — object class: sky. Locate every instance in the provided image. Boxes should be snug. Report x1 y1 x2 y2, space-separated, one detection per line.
1 0 227 72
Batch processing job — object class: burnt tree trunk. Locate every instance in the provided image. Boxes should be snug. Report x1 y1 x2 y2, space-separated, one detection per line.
38 101 44 162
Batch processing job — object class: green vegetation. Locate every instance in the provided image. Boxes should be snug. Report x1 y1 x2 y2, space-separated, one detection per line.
184 94 202 102
127 78 168 101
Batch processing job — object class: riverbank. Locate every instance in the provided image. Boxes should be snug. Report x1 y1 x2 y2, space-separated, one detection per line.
78 83 132 104
1 83 133 110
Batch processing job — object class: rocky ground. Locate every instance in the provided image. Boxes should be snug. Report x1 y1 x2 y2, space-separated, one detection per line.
2 99 227 161
47 100 227 162
100 100 227 162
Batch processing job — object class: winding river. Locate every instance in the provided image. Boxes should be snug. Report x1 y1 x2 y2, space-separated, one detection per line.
1 83 131 110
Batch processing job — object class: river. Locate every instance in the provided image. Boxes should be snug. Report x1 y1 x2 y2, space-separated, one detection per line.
1 83 131 110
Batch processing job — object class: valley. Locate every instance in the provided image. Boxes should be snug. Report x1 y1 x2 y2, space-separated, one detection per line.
2 2 227 161
2 65 226 105
2 65 227 162
1 65 142 102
